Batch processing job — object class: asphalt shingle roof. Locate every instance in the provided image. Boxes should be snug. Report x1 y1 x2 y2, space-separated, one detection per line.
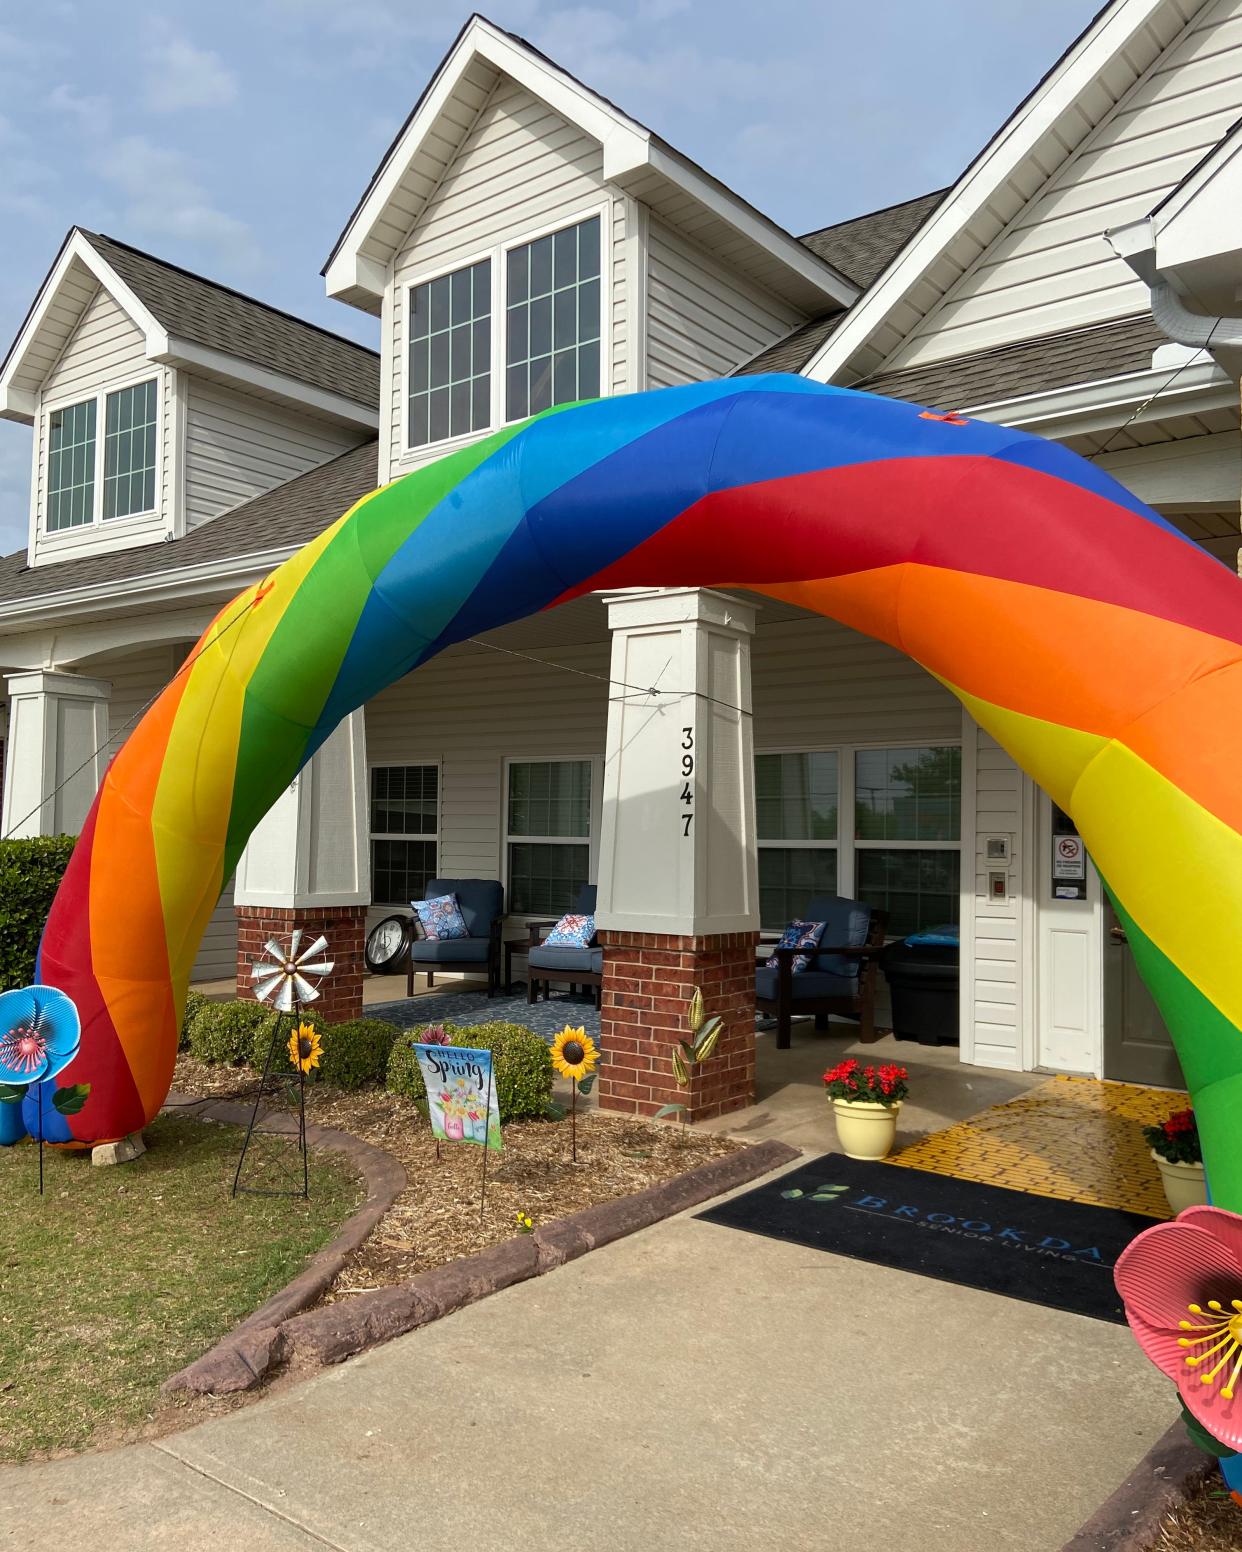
855 313 1166 409
0 440 379 608
83 232 380 411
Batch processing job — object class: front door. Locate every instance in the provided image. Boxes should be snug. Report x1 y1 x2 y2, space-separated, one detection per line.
1102 899 1185 1089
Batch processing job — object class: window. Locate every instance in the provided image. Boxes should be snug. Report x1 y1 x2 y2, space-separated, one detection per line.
854 745 961 937
404 210 604 452
370 765 439 904
47 398 97 531
44 377 159 533
505 215 600 421
756 752 838 930
408 259 491 448
102 379 157 519
506 759 591 915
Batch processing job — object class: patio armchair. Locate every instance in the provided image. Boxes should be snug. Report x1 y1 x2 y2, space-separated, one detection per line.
407 878 505 998
755 894 888 1050
525 885 602 1008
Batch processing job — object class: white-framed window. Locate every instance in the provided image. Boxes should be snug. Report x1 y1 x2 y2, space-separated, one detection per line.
755 742 962 937
45 375 159 532
504 757 592 916
404 206 606 455
369 764 439 905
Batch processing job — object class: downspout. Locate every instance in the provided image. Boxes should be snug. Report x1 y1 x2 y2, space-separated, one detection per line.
1148 280 1242 351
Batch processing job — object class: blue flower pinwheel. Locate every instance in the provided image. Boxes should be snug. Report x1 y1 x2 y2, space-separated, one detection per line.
0 985 81 1086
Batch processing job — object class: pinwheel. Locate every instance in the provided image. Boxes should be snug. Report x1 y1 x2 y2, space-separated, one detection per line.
249 931 334 1012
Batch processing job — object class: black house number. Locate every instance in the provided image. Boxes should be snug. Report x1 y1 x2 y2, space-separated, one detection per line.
681 727 693 838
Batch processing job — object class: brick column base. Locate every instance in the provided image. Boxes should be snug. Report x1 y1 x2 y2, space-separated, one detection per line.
597 930 758 1123
235 905 367 1024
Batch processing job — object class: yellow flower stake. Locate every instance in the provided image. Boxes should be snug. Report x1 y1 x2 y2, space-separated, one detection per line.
287 1022 322 1074
550 1026 599 1162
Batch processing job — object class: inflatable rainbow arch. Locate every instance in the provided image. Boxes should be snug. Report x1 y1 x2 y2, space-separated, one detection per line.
18 374 1242 1219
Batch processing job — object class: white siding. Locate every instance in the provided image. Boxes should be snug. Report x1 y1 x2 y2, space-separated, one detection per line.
890 0 1242 368
386 76 620 483
183 378 363 530
32 287 174 566
963 725 1031 1072
646 219 804 388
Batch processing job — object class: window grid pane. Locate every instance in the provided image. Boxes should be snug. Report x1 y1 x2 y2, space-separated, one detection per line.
370 765 438 836
854 746 961 842
409 259 492 449
47 398 97 531
755 752 838 841
371 838 437 905
507 841 589 916
757 847 838 932
505 216 601 422
103 380 157 520
507 760 591 838
856 849 960 938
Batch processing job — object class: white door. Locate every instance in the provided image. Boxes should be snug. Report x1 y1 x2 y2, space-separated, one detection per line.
1035 797 1103 1074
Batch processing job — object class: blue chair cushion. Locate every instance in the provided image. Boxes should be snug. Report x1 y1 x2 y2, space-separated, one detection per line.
755 966 858 1003
528 945 603 976
426 878 503 937
410 938 491 965
802 895 871 976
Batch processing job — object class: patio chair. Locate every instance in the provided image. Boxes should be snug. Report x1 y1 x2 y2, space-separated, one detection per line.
525 885 602 1008
407 878 505 998
755 894 887 1050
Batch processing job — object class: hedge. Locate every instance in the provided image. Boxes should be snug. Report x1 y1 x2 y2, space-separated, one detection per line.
387 1021 553 1122
188 998 275 1066
0 834 75 989
247 1014 398 1089
179 990 211 1052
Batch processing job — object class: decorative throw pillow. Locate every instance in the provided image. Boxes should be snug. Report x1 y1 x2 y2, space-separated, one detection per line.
765 919 826 975
412 893 469 941
545 913 596 948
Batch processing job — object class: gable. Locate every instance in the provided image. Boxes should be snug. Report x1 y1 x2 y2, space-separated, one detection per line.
42 285 148 402
881 0 1242 371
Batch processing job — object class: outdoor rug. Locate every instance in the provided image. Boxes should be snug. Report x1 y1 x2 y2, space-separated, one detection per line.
365 986 600 1043
696 1153 1162 1323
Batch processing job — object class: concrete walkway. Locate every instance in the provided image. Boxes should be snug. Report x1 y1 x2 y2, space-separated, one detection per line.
0 1026 1178 1550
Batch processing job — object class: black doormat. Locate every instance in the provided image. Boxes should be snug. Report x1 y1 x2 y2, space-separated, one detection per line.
696 1154 1162 1323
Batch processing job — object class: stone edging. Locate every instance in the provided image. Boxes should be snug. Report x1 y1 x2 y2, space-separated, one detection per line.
1059 1420 1215 1550
161 1090 407 1396
164 1101 798 1395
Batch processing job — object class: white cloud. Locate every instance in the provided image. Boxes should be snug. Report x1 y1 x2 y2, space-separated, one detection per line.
94 135 259 268
145 32 238 113
47 83 110 137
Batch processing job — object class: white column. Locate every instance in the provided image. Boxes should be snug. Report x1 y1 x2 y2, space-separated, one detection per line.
2 670 110 838
234 709 370 908
596 588 759 936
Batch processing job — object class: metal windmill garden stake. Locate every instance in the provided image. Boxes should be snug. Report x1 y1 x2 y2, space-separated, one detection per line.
232 931 333 1199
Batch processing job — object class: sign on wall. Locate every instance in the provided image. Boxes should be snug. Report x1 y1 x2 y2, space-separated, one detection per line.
1051 806 1088 901
414 1044 502 1151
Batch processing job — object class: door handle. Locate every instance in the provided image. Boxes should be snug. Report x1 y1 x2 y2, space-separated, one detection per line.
1109 925 1128 944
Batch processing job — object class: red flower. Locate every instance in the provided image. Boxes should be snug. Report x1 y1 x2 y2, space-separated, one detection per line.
1165 1111 1195 1137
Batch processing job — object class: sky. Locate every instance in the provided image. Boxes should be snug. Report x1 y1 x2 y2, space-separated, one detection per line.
0 0 1102 554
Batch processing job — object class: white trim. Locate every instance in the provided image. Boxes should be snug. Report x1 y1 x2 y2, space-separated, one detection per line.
957 709 978 1065
152 336 376 430
803 0 1191 383
622 195 648 395
167 366 188 540
324 14 854 313
398 201 612 458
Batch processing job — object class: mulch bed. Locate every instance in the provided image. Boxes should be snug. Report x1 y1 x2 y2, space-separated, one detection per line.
1147 1471 1240 1551
172 1054 742 1301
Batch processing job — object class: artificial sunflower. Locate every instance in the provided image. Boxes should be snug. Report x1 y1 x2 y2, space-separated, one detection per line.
287 1021 322 1074
550 1026 599 1082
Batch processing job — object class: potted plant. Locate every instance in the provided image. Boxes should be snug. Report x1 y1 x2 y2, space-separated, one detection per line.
823 1058 908 1160
1143 1108 1206 1215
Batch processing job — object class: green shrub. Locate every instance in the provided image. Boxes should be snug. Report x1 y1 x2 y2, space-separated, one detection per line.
386 1020 553 1122
189 998 276 1066
179 990 211 1052
314 1017 399 1090
0 834 75 989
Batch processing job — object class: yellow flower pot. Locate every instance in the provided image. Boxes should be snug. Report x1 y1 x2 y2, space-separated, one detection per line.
832 1098 902 1161
1151 1150 1207 1216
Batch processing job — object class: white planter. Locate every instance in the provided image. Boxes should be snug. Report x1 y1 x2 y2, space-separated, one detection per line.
1152 1151 1207 1216
832 1098 902 1161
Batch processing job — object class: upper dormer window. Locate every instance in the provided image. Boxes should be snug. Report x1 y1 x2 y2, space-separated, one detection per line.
47 376 158 531
406 211 603 452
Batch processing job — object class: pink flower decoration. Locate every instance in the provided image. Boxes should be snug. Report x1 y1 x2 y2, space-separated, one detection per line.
1115 1206 1242 1449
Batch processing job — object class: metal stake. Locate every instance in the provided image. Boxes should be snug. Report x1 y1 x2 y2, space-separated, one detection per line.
232 1004 286 1198
479 1060 495 1221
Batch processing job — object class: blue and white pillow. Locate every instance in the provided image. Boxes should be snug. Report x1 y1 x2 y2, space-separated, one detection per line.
765 919 826 975
545 912 595 948
412 893 469 941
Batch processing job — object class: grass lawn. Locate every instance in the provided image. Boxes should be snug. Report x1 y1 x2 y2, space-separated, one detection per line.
0 1113 361 1461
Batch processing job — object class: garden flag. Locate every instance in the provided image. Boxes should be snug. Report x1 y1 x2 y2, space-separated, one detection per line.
414 1044 501 1152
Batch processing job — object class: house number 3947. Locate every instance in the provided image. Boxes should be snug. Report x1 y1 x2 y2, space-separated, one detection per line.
680 726 693 838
